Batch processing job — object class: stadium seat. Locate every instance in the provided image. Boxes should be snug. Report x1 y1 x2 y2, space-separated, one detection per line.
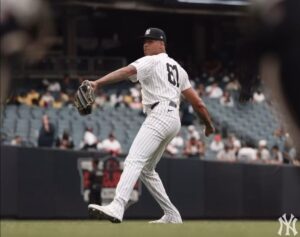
17 105 32 118
31 107 45 119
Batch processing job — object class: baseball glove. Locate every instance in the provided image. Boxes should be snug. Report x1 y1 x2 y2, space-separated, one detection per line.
74 80 95 115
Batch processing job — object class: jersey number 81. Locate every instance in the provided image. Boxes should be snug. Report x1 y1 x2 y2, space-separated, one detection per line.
166 63 179 87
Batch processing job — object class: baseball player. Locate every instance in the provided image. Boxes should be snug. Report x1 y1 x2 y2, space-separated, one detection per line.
88 27 215 224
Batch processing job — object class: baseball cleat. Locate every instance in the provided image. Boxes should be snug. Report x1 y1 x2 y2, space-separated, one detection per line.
88 204 121 223
149 214 183 224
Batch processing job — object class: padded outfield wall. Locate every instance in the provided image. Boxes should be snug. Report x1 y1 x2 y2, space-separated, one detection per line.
1 145 299 219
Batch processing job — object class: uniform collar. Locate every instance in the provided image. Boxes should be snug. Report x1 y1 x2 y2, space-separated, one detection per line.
158 52 168 57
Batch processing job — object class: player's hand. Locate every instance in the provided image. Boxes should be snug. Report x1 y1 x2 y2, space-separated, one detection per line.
89 80 97 90
204 123 215 137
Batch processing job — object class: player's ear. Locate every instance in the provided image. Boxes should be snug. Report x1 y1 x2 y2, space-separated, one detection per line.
160 41 166 50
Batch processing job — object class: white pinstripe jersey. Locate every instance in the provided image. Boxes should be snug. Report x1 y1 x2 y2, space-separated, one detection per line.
129 53 191 106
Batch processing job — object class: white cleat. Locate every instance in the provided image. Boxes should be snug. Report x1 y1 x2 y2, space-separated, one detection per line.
149 214 183 224
88 204 122 224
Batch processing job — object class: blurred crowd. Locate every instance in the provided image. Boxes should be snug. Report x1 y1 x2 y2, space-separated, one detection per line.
166 125 298 165
7 74 143 111
3 61 299 165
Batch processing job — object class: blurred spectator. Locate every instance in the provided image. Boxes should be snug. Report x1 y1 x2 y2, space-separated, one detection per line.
41 78 50 90
226 134 241 149
282 135 297 165
225 79 241 92
217 142 236 162
116 91 127 108
65 93 76 108
166 132 184 157
60 91 70 104
109 92 123 108
184 137 205 159
109 92 117 107
187 125 200 140
196 83 206 97
80 127 98 150
16 92 27 105
123 91 133 107
25 89 40 106
181 101 196 126
253 90 265 103
192 75 201 85
220 91 234 107
6 93 21 105
94 91 108 108
237 142 257 162
130 84 141 100
221 71 231 83
52 97 63 109
201 72 208 82
205 82 223 99
209 134 224 152
190 79 196 89
101 133 122 156
52 91 69 109
10 135 23 146
233 140 242 156
56 130 74 149
47 81 61 92
38 114 55 147
130 97 142 110
39 91 54 108
257 139 271 162
270 145 283 164
273 126 286 139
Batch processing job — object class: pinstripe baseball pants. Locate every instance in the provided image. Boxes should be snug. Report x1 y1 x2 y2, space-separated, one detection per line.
112 103 181 220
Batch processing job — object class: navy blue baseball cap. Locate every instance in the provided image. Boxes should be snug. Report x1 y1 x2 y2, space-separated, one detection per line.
140 28 167 43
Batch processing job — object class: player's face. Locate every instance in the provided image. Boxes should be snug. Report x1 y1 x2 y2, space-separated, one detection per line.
143 39 165 56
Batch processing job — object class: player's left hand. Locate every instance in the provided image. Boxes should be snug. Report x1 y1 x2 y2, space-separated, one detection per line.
89 80 97 90
204 124 215 137
74 80 96 116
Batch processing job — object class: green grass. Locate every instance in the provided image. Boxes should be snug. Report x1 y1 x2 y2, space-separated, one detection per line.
0 220 289 237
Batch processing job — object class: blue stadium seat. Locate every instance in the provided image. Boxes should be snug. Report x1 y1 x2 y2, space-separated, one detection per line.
31 107 44 119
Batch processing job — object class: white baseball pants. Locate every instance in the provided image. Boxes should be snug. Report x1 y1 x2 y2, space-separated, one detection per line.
111 103 181 220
